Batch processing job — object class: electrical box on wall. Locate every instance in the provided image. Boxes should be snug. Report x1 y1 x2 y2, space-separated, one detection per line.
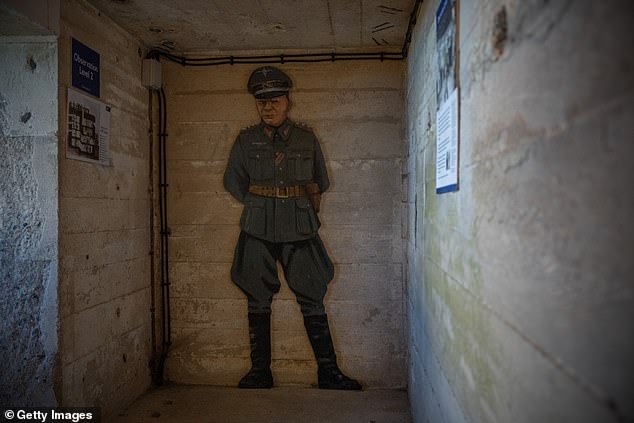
142 59 162 89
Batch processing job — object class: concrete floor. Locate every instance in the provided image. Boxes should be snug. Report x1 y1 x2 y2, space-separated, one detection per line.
111 384 413 423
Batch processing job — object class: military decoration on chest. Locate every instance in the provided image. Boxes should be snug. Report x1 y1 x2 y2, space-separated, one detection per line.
275 151 285 166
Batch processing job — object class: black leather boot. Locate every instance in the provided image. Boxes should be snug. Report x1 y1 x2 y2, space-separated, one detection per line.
304 314 362 390
239 312 273 389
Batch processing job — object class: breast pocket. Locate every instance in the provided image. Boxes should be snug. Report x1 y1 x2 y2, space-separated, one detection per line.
289 150 314 182
247 150 274 181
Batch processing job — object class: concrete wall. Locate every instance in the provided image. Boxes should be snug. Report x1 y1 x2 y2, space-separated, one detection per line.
405 1 634 422
162 61 407 388
0 36 58 407
0 0 60 35
58 0 151 416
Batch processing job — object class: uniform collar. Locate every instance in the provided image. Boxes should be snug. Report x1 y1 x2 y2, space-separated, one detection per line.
260 119 293 141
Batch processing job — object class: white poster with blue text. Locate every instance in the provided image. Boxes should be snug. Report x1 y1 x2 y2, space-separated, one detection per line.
436 88 458 193
435 0 459 193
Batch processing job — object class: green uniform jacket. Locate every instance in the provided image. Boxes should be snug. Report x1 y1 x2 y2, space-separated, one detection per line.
223 119 330 242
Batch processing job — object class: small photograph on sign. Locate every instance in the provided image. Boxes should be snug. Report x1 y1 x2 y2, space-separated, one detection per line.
68 100 100 160
66 87 111 166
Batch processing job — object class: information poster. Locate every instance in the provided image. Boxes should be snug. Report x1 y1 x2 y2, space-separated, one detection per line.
66 87 111 166
436 0 456 105
435 0 459 193
436 89 458 193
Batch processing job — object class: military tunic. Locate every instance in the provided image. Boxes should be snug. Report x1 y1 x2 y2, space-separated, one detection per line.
224 119 334 315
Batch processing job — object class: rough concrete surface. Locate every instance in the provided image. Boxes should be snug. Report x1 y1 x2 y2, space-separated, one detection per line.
0 0 59 36
0 37 58 407
6 0 632 421
111 385 412 423
405 0 634 422
57 0 151 418
81 0 414 54
163 60 407 388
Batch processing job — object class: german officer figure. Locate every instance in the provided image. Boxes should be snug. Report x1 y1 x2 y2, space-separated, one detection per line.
223 66 362 390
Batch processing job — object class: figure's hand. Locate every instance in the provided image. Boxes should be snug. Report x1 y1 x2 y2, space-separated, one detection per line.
305 182 322 213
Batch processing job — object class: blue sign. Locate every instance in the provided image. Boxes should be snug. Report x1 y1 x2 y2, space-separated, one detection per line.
72 38 100 98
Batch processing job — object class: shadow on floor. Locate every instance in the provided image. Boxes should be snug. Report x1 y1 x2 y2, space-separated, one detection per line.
110 384 413 423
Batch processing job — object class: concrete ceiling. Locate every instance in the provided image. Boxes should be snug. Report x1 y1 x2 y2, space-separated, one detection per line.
0 2 56 36
84 0 416 55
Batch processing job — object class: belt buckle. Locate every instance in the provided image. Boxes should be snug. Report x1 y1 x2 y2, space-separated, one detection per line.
276 187 289 198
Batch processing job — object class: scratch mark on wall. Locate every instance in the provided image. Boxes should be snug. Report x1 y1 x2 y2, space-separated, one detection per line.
359 0 364 45
371 37 391 46
378 5 404 15
27 57 37 72
325 0 336 46
373 22 393 30
372 23 395 33
492 6 508 60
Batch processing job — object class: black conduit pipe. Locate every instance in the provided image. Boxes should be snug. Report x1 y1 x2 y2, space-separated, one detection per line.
148 89 158 383
160 86 172 350
152 50 404 66
402 0 424 58
151 87 172 385
147 0 424 67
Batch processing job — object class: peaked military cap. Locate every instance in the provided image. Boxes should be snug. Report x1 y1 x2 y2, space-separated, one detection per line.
247 66 293 99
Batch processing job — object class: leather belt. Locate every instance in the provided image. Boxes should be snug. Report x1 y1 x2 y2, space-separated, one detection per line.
249 184 306 199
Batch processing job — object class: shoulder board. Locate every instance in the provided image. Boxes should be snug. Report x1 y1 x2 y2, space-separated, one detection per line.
240 124 259 133
293 121 313 132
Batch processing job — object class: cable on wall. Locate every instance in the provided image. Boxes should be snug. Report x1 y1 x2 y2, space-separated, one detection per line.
150 86 172 386
148 88 158 384
148 50 404 66
146 0 424 66
402 0 424 58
